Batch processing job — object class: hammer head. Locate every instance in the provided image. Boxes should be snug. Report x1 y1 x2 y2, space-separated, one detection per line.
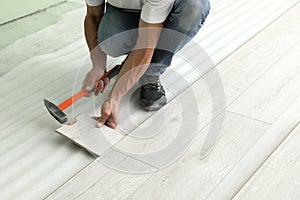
44 99 68 124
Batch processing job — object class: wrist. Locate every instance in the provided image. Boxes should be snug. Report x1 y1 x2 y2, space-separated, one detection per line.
90 46 107 70
91 65 106 72
107 92 122 104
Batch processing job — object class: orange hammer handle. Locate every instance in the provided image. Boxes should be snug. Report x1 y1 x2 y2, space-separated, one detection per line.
58 89 88 110
58 65 121 111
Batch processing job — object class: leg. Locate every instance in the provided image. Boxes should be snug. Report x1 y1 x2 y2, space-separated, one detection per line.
98 3 140 57
143 0 211 76
139 0 210 111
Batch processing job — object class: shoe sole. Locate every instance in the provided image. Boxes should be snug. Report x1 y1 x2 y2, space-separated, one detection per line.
139 96 167 111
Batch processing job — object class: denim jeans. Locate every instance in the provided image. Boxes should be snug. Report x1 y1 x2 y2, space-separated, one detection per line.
98 0 210 76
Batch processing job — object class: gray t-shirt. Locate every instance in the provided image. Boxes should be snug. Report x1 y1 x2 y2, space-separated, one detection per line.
85 0 175 23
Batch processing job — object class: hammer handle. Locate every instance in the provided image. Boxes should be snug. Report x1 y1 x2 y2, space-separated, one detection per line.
58 65 122 111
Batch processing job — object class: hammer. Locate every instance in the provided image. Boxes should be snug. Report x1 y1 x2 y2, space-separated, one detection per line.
44 65 122 124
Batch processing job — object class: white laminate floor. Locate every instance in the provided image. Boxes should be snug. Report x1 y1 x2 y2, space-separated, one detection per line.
0 0 299 200
48 2 300 200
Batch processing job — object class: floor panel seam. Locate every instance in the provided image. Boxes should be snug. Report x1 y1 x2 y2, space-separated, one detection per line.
226 110 272 125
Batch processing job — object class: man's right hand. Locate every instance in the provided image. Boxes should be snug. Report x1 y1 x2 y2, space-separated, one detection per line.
82 67 110 97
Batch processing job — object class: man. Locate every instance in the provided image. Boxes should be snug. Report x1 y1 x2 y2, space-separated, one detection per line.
82 0 210 129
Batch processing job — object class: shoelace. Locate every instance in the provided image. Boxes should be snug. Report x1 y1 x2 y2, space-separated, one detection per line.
143 82 162 91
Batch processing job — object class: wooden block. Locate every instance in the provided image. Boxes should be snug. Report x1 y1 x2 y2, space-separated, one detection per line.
234 123 300 199
56 114 124 156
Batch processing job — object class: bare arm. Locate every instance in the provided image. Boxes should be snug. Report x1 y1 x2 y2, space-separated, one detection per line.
108 19 163 101
84 3 107 69
82 3 109 93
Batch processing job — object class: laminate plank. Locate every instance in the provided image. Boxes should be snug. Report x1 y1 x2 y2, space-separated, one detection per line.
112 77 215 169
228 40 300 124
125 112 269 200
234 124 300 200
56 114 124 156
46 149 156 200
206 95 300 200
271 3 300 34
196 0 298 64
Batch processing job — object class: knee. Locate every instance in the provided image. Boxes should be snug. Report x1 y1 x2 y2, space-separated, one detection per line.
176 0 210 33
186 0 210 22
98 42 122 58
98 27 137 57
98 28 120 57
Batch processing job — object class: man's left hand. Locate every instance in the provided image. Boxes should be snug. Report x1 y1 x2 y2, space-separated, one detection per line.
96 98 120 129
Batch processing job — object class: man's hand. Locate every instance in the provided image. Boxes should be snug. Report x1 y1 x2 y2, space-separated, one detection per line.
82 67 110 97
96 98 120 129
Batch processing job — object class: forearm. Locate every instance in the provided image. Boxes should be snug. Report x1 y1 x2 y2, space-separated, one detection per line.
84 4 107 69
108 20 163 102
108 49 154 101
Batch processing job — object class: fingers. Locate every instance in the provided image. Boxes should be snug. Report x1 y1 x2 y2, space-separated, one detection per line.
105 107 118 129
97 111 117 128
96 101 110 128
94 116 117 129
103 78 110 92
110 107 119 126
82 69 107 97
96 114 108 128
96 100 119 129
106 120 117 129
95 80 104 96
83 75 95 91
82 74 96 97
95 78 110 95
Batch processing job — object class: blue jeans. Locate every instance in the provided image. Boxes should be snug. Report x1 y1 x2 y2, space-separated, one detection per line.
98 0 210 76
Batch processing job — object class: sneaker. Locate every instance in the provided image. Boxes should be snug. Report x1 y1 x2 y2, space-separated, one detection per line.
139 80 167 111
